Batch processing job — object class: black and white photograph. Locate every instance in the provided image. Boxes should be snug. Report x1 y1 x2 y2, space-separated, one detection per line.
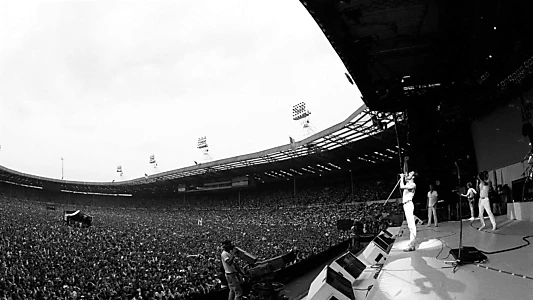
1 1 532 299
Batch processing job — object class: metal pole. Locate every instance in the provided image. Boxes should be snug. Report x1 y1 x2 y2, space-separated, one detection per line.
293 177 296 198
456 162 463 262
393 113 404 201
350 170 354 202
393 113 403 173
61 158 64 180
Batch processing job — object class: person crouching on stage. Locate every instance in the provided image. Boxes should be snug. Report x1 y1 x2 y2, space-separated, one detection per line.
427 184 438 227
477 171 497 231
221 240 243 300
400 171 417 252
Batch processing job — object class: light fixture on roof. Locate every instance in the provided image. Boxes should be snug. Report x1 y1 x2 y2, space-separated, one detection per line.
290 168 303 176
292 102 315 139
327 162 341 169
197 136 212 163
371 115 386 131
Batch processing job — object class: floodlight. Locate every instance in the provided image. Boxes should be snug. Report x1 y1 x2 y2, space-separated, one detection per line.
197 136 208 149
292 102 311 120
196 136 212 162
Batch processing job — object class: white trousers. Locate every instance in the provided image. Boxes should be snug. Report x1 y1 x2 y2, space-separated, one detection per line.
479 197 496 229
403 201 416 247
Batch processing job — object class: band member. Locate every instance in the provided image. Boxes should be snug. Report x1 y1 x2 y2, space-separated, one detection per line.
221 240 243 300
400 171 417 251
427 184 438 227
477 171 497 231
461 182 477 220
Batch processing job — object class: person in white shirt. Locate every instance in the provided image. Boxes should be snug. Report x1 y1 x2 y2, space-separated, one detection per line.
221 240 242 300
477 171 497 231
400 171 417 252
427 184 439 227
461 182 477 220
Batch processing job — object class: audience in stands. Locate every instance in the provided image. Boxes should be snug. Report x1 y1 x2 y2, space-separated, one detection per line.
0 177 400 300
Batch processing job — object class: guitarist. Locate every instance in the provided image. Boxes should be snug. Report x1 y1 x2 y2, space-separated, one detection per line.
221 240 243 300
400 157 417 252
460 182 477 221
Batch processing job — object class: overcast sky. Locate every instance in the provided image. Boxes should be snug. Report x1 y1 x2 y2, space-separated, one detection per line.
0 0 363 182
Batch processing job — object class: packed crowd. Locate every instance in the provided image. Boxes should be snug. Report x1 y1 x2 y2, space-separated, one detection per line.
350 202 404 234
1 177 397 210
0 177 400 300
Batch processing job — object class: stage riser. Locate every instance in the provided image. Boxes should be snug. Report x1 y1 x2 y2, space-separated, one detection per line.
507 202 533 221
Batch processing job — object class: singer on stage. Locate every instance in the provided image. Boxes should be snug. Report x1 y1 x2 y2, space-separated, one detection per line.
400 171 417 252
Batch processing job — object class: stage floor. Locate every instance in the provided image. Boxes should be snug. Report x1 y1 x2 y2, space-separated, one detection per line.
368 215 533 300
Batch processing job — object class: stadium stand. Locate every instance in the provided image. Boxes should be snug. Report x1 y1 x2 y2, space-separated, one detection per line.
0 176 402 300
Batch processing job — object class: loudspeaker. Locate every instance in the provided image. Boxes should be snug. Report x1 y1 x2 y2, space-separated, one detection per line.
330 251 375 287
358 233 395 266
307 266 355 300
374 233 394 253
379 229 393 239
235 247 257 265
449 246 487 264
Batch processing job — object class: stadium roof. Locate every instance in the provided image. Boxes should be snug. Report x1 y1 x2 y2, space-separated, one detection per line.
299 0 533 112
0 105 407 195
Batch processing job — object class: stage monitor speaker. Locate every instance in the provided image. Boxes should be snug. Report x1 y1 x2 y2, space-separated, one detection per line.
374 233 394 254
330 251 376 287
358 233 395 266
235 247 258 265
307 266 355 300
379 229 393 239
449 246 487 264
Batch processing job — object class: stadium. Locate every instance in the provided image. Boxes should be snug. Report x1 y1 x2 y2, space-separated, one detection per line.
1 104 409 299
2 1 533 300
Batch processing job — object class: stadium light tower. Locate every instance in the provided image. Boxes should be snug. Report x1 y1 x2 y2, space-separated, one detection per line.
292 102 315 139
197 136 212 162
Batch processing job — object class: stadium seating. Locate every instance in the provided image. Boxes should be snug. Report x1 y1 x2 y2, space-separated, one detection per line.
0 177 400 300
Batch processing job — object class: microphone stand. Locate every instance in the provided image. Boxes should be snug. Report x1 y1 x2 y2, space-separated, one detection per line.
456 162 463 262
382 177 402 206
447 161 485 271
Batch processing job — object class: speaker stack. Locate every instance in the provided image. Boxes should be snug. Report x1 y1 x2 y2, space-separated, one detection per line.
307 266 355 300
306 227 400 299
357 231 395 266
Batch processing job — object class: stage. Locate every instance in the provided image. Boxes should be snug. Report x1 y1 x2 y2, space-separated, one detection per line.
288 215 533 300
366 215 533 300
